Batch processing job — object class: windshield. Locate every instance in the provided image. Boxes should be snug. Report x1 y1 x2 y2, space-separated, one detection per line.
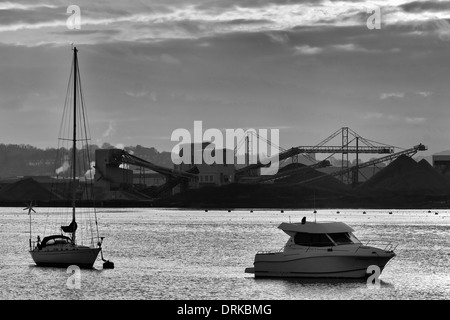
328 232 361 245
294 232 334 247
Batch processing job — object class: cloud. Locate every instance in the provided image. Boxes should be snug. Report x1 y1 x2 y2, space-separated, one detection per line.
266 31 290 44
125 90 149 98
102 120 115 138
294 45 323 55
362 112 384 120
400 1 450 13
0 2 57 10
332 43 370 52
416 91 433 97
380 92 405 99
160 53 181 65
405 117 426 124
0 0 403 46
362 112 427 124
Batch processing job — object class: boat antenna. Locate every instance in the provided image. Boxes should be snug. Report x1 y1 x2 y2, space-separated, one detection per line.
24 201 36 250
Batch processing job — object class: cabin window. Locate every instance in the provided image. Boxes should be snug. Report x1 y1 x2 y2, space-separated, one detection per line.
294 233 334 247
328 232 353 245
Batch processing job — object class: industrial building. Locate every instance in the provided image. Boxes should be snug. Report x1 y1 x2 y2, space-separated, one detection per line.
433 154 450 176
173 142 235 193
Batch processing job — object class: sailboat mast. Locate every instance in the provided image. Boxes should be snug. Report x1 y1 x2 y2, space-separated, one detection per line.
72 47 78 243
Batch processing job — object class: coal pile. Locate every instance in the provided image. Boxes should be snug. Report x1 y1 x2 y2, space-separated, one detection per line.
358 155 450 196
154 162 357 208
0 178 59 203
275 163 351 194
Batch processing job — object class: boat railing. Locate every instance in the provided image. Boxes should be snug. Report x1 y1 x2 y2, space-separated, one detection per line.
257 240 398 255
29 237 100 250
358 239 398 252
29 240 38 250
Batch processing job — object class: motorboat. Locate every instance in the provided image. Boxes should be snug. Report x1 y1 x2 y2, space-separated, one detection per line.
245 217 396 278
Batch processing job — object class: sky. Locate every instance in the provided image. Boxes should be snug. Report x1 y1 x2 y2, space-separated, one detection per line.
1 0 450 160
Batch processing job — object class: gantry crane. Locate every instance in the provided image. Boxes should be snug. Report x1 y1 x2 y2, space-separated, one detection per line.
292 143 427 187
235 127 395 184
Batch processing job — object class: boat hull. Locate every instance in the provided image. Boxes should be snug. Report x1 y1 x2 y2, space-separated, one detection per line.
30 247 101 269
249 250 395 279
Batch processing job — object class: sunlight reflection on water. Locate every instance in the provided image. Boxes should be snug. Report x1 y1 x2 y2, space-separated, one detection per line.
0 208 449 300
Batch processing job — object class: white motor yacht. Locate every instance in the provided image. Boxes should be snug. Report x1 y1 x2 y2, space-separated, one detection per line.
245 218 396 278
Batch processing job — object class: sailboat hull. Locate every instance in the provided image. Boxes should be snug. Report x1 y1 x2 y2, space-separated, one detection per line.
30 247 101 269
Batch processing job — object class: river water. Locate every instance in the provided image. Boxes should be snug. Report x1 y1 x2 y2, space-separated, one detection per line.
0 207 449 300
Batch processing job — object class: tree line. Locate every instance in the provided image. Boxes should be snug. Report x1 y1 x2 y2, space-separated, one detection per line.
0 143 173 179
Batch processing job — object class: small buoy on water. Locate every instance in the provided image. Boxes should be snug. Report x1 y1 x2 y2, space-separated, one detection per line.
228 210 231 212
250 210 253 213
363 211 366 214
435 212 438 215
313 210 317 214
336 211 340 214
205 209 208 212
389 211 392 215
428 210 431 213
103 260 114 269
281 210 284 213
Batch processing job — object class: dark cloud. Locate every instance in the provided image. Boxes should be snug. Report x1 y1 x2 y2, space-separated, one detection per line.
221 19 273 26
0 6 66 26
193 0 364 12
2 1 450 153
52 29 122 36
400 1 450 13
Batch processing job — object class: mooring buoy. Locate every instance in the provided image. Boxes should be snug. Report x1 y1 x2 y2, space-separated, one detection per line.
103 260 114 269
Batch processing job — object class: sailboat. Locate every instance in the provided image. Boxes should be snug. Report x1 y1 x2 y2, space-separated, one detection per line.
29 47 113 269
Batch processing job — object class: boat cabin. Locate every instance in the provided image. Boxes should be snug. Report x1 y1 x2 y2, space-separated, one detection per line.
37 235 72 250
279 221 361 247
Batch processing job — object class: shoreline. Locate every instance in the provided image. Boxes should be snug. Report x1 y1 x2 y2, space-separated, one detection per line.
0 199 448 209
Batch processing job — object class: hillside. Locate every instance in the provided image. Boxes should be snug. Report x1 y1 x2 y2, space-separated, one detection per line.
0 143 173 179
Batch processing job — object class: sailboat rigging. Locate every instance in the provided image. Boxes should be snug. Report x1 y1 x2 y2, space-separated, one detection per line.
28 47 113 269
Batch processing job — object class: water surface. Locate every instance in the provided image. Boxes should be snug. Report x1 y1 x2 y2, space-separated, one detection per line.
1 208 449 300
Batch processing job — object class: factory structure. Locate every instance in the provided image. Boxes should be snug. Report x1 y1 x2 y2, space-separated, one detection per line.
0 126 445 205
432 154 450 177
72 127 430 201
